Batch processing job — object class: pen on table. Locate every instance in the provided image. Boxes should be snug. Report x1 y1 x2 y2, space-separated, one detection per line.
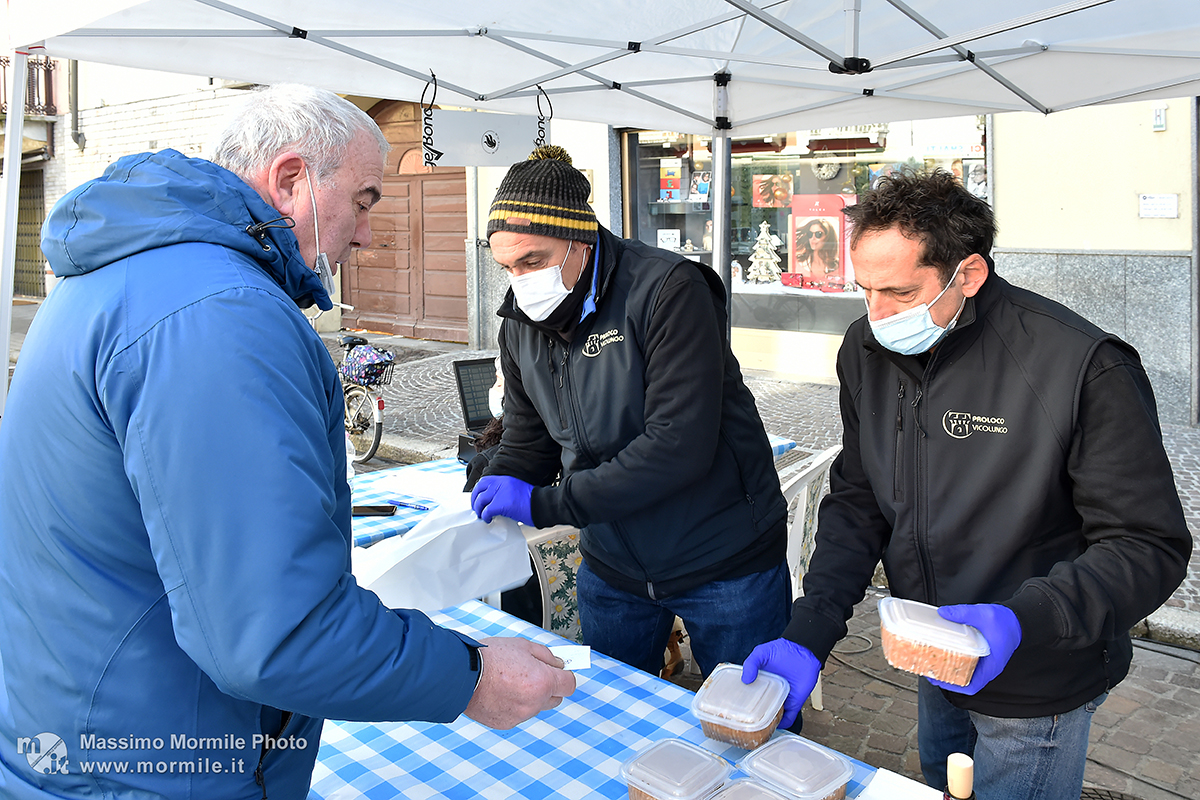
387 499 433 511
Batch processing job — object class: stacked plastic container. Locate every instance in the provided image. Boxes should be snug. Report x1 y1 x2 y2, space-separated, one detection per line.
621 661 853 800
877 597 990 686
691 663 789 749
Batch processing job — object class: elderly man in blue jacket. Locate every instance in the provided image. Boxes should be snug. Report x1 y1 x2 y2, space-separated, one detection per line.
0 84 573 800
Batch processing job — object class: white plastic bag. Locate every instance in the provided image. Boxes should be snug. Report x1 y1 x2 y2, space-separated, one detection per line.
351 493 531 614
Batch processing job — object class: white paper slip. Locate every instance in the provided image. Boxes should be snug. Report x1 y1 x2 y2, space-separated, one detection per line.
549 645 591 671
856 767 941 799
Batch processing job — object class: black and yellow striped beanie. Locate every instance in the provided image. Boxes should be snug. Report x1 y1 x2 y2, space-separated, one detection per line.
487 145 597 245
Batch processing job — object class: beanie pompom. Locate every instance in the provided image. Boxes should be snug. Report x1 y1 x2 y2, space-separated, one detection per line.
528 145 573 166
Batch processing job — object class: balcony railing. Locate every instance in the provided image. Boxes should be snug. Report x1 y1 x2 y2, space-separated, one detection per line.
0 56 57 116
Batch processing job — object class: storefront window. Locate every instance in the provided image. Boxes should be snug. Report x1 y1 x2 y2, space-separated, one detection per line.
623 116 988 340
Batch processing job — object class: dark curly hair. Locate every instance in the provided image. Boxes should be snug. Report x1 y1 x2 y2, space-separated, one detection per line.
844 169 996 283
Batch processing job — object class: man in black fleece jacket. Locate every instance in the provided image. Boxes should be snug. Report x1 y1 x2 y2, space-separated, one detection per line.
742 170 1191 800
471 146 790 678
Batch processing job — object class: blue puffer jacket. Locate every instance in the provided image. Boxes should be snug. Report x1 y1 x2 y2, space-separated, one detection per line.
0 151 480 799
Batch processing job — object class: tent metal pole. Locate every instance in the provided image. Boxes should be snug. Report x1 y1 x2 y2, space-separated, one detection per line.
711 72 733 341
845 0 862 60
1 50 30 418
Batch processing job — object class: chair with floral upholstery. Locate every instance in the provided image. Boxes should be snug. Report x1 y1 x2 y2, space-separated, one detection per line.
523 524 584 643
777 446 841 710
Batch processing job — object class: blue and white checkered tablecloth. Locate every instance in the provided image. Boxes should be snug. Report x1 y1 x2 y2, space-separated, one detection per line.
351 459 466 548
769 434 797 459
352 442 795 549
308 601 876 800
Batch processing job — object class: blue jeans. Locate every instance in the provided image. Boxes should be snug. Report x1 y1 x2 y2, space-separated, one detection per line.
918 678 1105 799
577 559 791 676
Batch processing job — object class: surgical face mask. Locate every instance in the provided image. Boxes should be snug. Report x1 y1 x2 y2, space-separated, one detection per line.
509 240 575 322
867 260 966 355
305 170 337 298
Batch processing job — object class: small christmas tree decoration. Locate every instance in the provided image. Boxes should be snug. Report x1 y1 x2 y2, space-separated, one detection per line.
746 220 783 283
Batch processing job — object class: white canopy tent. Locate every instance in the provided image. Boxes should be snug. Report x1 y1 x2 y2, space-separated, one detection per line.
5 0 1200 413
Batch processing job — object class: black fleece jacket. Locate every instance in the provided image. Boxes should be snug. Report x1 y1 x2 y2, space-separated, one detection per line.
785 268 1191 717
486 226 787 600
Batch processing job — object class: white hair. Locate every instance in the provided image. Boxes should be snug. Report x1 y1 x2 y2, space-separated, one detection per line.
209 84 389 183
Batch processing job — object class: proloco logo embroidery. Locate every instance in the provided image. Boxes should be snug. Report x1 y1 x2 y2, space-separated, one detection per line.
582 328 624 358
943 410 1009 439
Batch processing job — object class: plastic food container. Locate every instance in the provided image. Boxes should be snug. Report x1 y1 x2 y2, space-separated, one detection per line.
621 738 732 800
878 596 990 686
691 663 789 749
738 734 854 800
710 778 793 800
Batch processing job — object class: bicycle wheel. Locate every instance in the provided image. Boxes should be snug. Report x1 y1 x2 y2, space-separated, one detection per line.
343 384 383 463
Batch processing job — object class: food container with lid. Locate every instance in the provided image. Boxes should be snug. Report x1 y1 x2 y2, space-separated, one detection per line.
710 777 793 800
878 596 990 686
621 738 732 800
691 663 789 749
738 734 854 800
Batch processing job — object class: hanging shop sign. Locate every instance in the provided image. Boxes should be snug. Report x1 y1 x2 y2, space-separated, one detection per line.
424 109 542 167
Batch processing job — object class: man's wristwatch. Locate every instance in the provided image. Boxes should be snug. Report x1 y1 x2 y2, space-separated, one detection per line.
468 644 485 690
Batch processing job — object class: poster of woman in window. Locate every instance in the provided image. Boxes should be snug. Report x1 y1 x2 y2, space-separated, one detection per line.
793 217 839 277
786 194 855 291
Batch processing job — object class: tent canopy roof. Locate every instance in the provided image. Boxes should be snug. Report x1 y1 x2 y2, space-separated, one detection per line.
8 1 1200 136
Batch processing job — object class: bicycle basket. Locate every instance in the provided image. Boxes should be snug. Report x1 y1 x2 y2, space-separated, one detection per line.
340 344 396 386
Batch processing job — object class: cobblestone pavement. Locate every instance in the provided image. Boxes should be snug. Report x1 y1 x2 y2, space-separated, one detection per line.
353 338 1200 800
362 341 1200 629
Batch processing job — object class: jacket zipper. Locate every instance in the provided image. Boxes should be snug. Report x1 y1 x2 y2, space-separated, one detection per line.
912 346 947 602
253 710 292 800
548 338 570 429
893 381 905 502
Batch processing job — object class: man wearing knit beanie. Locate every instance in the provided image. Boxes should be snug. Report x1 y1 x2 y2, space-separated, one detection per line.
472 145 791 684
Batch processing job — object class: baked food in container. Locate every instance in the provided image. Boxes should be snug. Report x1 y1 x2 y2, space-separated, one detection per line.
877 596 990 686
691 663 788 749
738 734 853 800
710 778 793 800
621 737 731 800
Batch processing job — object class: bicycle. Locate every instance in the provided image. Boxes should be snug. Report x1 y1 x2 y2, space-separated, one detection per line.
309 307 395 464
337 334 395 463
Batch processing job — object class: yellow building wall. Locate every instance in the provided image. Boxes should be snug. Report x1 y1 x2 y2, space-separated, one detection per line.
732 328 841 385
993 100 1193 251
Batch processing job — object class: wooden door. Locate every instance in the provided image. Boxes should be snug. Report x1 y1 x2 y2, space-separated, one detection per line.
342 101 468 342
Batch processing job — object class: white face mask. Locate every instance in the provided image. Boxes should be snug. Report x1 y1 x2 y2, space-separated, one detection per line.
305 170 336 298
510 240 575 322
867 260 966 355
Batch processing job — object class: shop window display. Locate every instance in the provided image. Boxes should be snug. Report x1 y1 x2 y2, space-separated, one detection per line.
624 117 987 341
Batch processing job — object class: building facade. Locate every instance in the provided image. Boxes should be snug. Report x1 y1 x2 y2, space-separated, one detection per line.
12 61 1199 425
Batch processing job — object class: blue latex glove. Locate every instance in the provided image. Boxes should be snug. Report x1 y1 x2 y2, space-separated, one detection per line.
470 475 535 527
742 638 821 730
929 603 1022 695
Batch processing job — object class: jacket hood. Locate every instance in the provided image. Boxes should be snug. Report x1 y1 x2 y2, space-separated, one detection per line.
41 148 331 310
